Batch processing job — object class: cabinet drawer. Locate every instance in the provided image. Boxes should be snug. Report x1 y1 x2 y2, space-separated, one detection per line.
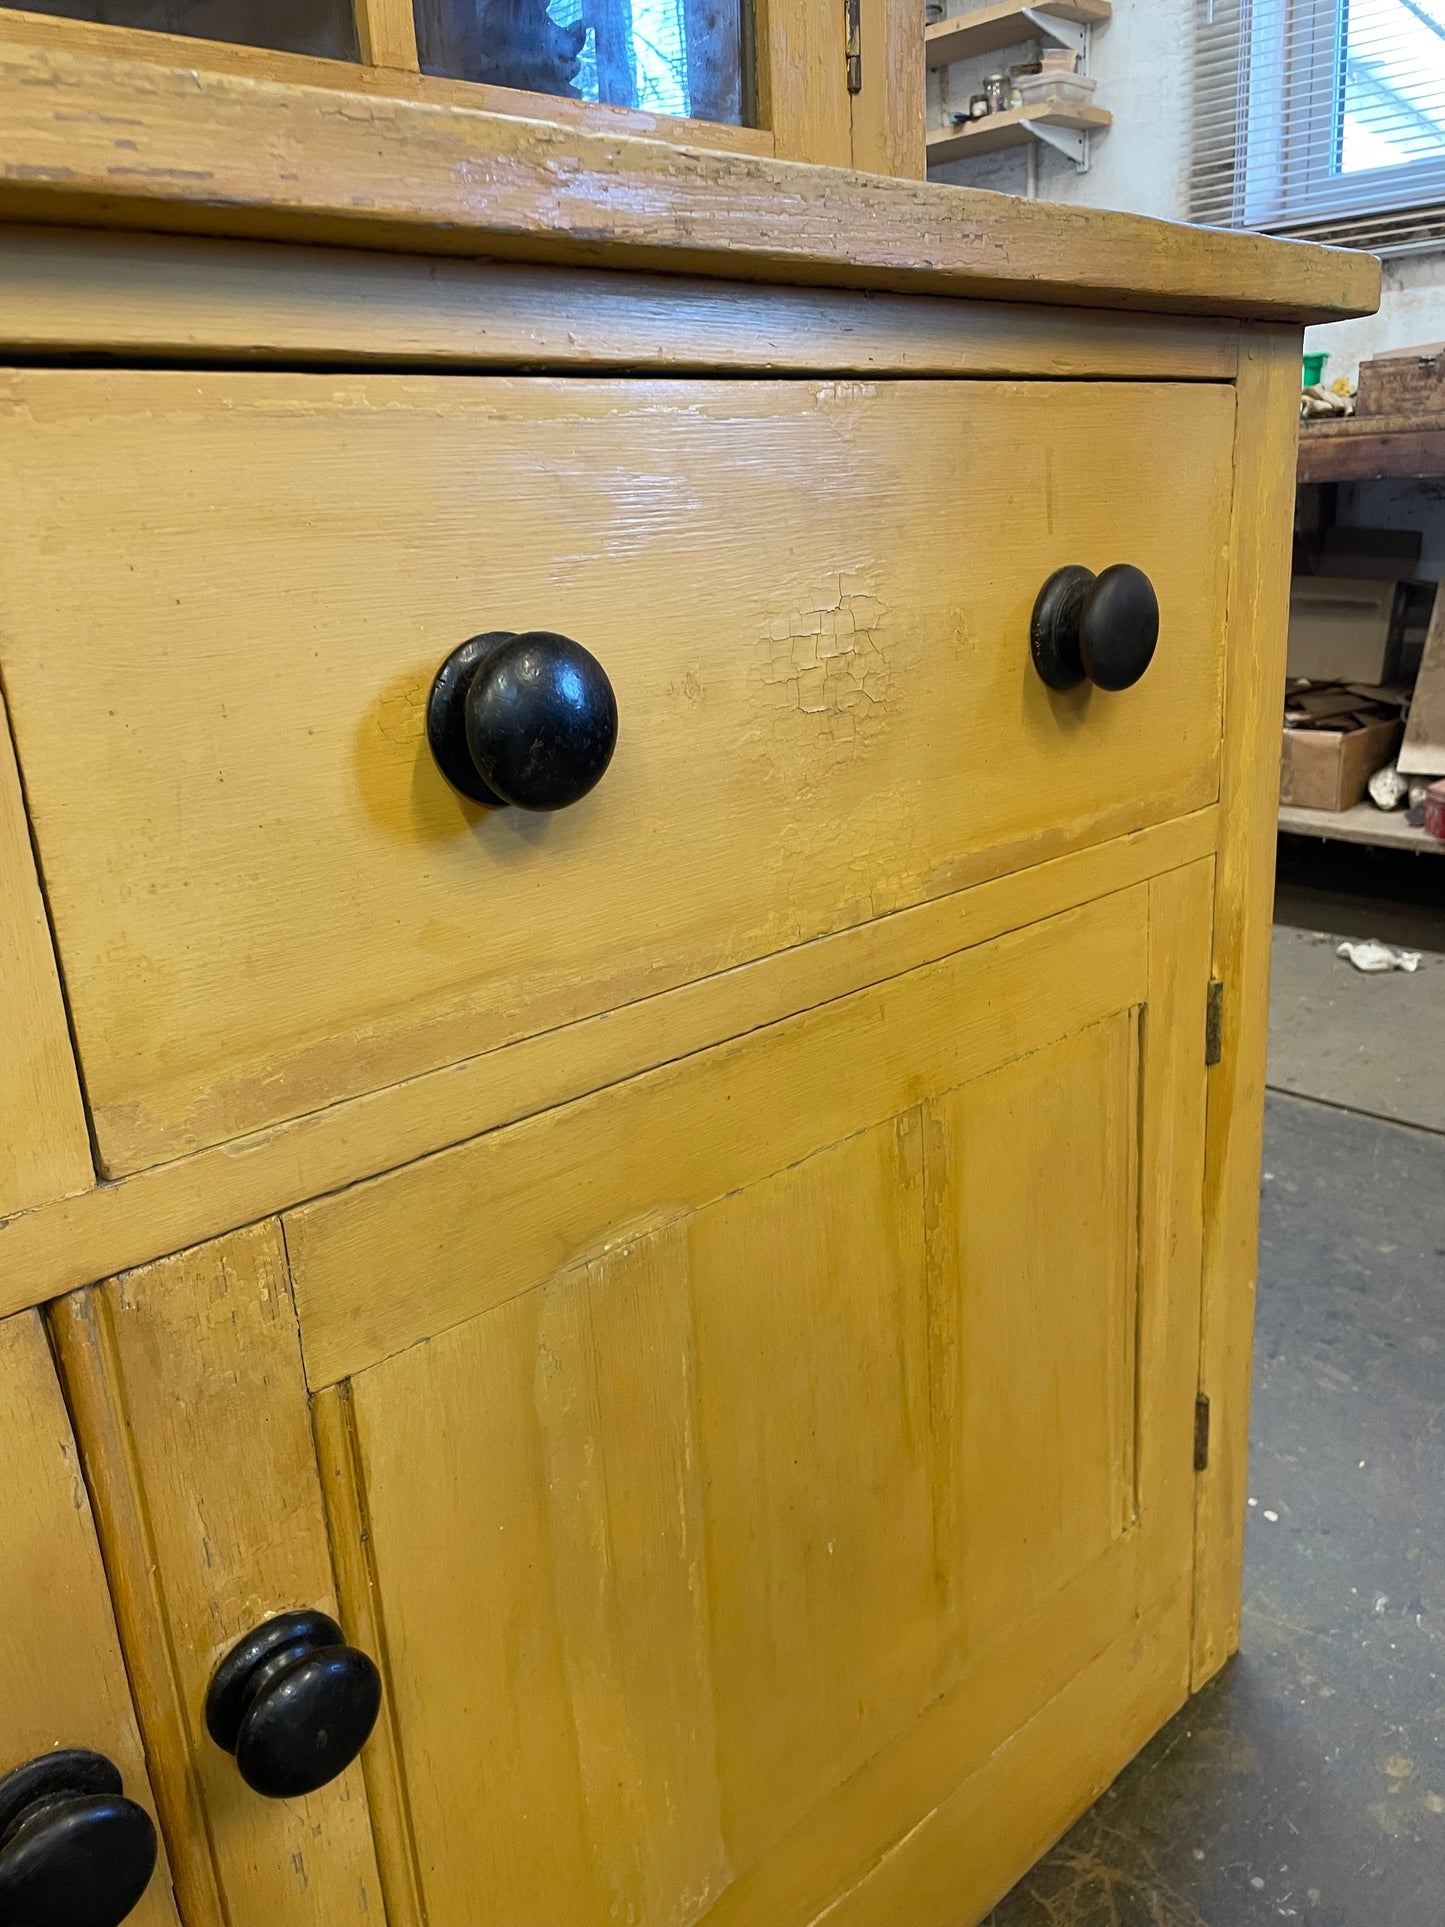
0 371 1233 1173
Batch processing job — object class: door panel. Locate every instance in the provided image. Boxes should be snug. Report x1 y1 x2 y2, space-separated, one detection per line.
0 1309 180 1927
942 1013 1138 1645
61 861 1214 1927
52 1226 386 1927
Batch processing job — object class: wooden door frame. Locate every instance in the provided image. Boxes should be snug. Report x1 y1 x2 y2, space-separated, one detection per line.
1191 323 1300 1688
0 0 924 173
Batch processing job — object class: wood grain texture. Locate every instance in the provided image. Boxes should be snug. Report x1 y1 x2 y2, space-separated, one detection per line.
50 1227 385 1927
0 1309 179 1927
287 885 1150 1388
312 1386 427 1927
294 868 1202 1923
1192 327 1301 1688
0 9 773 155
929 1016 1140 1649
0 40 1379 319
0 372 1233 1173
354 0 420 70
758 0 851 163
0 811 1215 1318
1138 861 1212 1607
50 1290 228 1927
1296 412 1445 483
803 1589 1190 1927
925 0 1111 66
0 227 1241 376
849 0 925 178
0 680 92 1218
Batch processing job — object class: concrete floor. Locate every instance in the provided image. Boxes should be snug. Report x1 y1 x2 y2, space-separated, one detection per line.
985 839 1445 1927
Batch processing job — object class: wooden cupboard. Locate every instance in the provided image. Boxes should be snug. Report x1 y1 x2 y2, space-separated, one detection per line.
0 36 1378 1927
52 870 1211 1927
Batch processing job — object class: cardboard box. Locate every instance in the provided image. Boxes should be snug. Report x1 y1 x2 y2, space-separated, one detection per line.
1287 577 1399 682
1281 711 1404 812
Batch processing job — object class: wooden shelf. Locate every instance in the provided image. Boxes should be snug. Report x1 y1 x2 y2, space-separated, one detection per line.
926 100 1110 165
1298 413 1445 484
1279 801 1444 854
926 0 1111 67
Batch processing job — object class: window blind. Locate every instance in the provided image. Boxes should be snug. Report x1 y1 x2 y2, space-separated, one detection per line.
1191 0 1445 253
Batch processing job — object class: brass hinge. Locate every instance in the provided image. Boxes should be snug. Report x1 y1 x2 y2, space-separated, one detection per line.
845 0 862 92
1193 1392 1211 1472
1205 977 1224 1066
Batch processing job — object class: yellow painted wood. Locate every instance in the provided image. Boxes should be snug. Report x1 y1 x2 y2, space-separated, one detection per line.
312 1384 428 1927
850 0 925 177
353 0 419 71
807 1588 1192 1926
931 1014 1139 1649
0 681 92 1218
0 371 1233 1174
0 810 1215 1317
1192 327 1303 1687
0 228 1242 378
0 41 1380 320
50 1227 385 1927
757 0 852 164
287 867 1209 1922
287 886 1150 1388
0 11 775 156
0 1308 179 1927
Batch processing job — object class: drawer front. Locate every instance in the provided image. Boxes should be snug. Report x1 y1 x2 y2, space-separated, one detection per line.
0 371 1233 1173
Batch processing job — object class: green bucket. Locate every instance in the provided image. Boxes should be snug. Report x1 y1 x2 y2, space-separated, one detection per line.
1302 351 1329 388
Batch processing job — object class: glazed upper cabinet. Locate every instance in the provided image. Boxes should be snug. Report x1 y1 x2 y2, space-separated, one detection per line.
0 370 1232 1176
0 1309 178 1927
57 861 1211 1927
0 0 920 172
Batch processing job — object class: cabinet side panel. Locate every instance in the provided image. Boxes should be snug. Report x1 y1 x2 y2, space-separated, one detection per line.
0 683 91 1217
1192 324 1300 1686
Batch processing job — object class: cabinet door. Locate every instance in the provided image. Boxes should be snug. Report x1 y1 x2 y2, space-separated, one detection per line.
60 863 1212 1927
0 1309 179 1927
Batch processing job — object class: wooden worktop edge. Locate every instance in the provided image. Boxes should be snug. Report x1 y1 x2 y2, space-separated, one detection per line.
0 39 1380 323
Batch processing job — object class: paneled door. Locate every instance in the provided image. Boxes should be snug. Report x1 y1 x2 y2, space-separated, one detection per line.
0 1309 179 1927
59 861 1214 1927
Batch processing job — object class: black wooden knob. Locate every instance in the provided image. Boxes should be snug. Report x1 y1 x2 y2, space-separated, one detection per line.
0 1750 157 1927
427 630 618 810
206 1610 381 1800
1030 563 1160 692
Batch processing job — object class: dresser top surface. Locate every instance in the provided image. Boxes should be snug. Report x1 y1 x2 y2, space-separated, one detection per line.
0 38 1379 326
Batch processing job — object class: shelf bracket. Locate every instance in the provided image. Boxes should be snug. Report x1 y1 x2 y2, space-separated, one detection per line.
1020 117 1091 170
1021 7 1089 58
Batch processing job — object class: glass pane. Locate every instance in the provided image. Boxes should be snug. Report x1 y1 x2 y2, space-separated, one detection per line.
1339 0 1445 175
11 0 359 61
413 0 748 125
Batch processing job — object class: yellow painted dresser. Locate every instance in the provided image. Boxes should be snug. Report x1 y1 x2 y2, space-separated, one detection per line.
0 17 1377 1927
